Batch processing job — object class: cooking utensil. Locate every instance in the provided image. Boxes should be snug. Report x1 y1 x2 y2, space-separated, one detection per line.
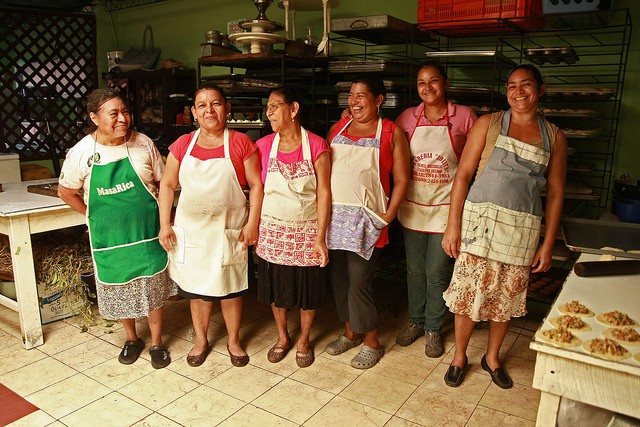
574 260 640 277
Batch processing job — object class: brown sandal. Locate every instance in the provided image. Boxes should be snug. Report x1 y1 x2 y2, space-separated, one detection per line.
267 341 292 363
227 344 249 367
296 349 315 368
186 343 210 367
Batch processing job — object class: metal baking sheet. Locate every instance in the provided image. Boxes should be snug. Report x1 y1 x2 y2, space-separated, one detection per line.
562 218 640 259
331 15 434 44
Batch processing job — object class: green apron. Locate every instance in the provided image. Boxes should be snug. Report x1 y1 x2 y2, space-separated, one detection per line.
87 142 167 285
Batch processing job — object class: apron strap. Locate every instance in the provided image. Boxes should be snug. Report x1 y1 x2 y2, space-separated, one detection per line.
269 128 311 160
337 117 383 140
501 110 551 152
186 128 230 157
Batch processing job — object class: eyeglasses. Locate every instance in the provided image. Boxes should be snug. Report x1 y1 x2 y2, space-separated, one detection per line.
264 102 287 114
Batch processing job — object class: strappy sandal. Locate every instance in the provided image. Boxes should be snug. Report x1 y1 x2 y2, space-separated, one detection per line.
267 341 292 363
350 345 384 369
296 349 315 368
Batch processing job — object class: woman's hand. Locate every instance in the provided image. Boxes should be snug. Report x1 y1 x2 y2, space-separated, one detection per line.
239 222 259 249
531 245 553 273
159 224 176 253
313 239 329 267
441 224 461 259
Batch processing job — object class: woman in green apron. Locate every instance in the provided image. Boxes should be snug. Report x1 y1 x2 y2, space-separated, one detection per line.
59 89 175 369
441 65 567 388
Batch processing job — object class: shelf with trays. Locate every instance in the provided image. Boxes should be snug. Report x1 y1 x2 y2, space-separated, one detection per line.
102 68 196 154
520 9 632 218
197 52 328 136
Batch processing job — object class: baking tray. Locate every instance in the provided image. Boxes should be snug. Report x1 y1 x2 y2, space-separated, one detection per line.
331 15 434 44
562 217 640 259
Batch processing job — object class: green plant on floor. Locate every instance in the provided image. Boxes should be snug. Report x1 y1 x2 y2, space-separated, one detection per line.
35 242 113 332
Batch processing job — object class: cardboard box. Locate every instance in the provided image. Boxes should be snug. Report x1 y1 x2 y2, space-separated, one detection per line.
0 153 21 183
38 282 82 324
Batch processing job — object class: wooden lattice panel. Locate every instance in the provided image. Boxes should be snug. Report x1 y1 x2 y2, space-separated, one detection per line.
0 8 97 161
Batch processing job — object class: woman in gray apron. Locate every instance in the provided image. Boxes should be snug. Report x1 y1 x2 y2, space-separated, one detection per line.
395 61 477 357
158 85 263 368
441 65 567 388
59 89 176 369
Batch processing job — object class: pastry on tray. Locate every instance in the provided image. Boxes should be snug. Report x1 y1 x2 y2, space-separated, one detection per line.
557 300 594 317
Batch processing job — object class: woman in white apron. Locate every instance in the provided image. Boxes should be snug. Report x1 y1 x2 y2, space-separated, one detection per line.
59 89 176 369
255 86 331 368
325 76 410 369
441 65 567 388
395 61 477 357
158 85 263 368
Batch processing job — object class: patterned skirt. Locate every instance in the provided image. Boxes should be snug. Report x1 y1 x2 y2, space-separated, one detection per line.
443 252 529 322
96 269 177 320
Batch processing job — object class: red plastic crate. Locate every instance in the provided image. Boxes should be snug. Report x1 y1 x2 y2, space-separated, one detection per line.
418 0 543 33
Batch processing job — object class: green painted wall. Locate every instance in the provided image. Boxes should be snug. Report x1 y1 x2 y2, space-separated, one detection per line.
92 0 639 189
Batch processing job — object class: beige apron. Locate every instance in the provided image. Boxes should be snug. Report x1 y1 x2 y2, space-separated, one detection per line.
169 128 249 296
256 128 321 267
398 105 458 233
326 118 388 260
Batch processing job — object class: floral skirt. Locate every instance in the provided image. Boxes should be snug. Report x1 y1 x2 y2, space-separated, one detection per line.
443 252 529 322
96 269 177 320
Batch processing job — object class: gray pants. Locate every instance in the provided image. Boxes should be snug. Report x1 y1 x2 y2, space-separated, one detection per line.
329 249 381 334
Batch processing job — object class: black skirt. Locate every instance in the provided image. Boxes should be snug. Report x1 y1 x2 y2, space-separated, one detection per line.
256 257 326 310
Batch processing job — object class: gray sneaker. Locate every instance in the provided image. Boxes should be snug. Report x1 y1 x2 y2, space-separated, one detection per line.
395 321 425 347
425 331 444 358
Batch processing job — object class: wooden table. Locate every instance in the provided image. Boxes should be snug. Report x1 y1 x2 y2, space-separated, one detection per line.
0 179 84 349
530 253 640 426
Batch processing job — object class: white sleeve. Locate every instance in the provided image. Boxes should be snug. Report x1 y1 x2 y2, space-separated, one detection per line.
58 140 89 190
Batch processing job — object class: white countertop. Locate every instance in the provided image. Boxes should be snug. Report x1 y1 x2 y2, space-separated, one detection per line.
0 179 70 217
533 253 640 372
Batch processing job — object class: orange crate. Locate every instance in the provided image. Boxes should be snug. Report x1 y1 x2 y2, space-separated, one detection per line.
418 0 543 32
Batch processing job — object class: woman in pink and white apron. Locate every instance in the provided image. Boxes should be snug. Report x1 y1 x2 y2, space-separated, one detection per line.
325 76 410 369
442 65 567 388
59 88 175 369
395 61 477 358
255 86 331 368
158 85 263 368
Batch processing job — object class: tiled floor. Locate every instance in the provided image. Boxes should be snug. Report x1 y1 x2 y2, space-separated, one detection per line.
0 286 547 427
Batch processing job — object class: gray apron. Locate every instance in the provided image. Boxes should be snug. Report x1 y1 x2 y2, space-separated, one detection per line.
460 110 551 266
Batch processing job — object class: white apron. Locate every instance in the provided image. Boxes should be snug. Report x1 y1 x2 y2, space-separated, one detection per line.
326 118 388 260
461 110 551 266
256 128 321 267
398 105 459 233
169 128 249 296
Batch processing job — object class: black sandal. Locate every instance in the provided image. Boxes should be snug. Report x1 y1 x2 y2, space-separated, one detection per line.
118 338 144 365
149 344 171 369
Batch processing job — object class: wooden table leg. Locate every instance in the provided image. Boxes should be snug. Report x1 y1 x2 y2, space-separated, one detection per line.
8 216 44 349
536 392 560 427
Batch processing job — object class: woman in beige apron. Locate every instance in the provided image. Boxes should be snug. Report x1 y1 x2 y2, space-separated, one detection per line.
325 76 410 369
59 89 175 369
158 85 263 367
255 86 331 368
395 61 477 358
441 65 567 388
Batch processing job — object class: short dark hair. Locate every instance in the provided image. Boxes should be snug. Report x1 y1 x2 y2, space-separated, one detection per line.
418 60 448 81
86 88 123 132
351 75 387 98
193 83 228 104
507 64 544 86
270 85 307 126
